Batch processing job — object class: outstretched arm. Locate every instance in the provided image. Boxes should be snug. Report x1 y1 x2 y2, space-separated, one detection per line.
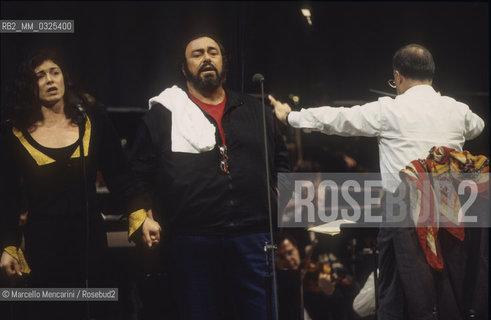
269 95 383 137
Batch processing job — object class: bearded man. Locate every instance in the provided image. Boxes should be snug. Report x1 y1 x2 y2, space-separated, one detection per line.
129 34 290 320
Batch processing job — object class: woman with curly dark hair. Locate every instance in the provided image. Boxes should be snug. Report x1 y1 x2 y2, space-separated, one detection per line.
2 51 84 132
0 50 160 319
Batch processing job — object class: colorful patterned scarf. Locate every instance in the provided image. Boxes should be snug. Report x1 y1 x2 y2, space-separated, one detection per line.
399 146 489 271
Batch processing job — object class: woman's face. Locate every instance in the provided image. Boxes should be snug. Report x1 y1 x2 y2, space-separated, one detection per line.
34 59 65 106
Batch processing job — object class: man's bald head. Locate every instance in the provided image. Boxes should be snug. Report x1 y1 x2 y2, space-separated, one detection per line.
392 44 435 81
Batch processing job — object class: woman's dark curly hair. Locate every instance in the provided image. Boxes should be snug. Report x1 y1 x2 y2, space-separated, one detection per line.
3 50 88 131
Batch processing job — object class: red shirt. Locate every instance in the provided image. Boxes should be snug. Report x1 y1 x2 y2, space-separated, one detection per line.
189 93 227 145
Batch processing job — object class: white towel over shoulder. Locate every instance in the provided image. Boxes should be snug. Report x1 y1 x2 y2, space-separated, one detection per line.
148 85 216 153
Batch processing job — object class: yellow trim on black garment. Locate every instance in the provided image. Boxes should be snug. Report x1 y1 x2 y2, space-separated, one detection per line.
4 246 31 274
128 209 147 239
71 116 91 158
12 128 56 166
12 117 91 166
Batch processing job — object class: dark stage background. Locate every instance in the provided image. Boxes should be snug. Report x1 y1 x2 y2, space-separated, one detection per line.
1 1 489 162
0 2 489 319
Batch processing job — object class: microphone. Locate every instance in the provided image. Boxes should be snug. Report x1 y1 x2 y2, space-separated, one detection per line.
252 73 265 83
252 72 279 320
68 96 87 122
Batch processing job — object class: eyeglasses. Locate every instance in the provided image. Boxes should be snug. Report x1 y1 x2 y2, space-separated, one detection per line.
219 145 230 174
387 79 396 89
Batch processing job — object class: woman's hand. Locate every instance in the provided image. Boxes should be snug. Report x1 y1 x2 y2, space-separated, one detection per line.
0 250 21 278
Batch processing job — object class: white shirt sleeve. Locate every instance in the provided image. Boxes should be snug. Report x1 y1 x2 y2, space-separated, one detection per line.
287 101 383 137
464 108 485 140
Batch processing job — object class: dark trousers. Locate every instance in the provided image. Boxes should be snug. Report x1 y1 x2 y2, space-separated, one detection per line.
167 232 273 320
377 226 438 320
377 193 489 320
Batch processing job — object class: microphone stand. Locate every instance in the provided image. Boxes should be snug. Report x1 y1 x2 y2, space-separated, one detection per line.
76 105 91 320
255 75 279 320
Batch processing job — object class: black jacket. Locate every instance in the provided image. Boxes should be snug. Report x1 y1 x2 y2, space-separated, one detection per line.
129 89 290 236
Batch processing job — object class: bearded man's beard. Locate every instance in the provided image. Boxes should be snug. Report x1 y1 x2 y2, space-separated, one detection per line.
184 62 224 92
